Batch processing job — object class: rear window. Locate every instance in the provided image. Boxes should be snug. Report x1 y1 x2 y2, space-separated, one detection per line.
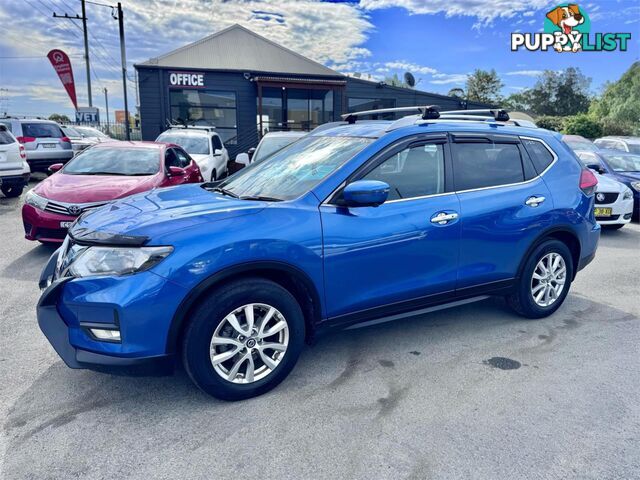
522 138 555 174
0 129 15 145
452 142 525 191
0 121 11 132
22 122 64 139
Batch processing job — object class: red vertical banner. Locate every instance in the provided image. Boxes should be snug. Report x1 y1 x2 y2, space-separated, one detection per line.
47 49 78 110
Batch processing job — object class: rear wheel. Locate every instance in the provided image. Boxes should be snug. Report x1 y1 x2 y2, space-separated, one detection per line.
507 239 573 319
1 185 24 198
182 278 305 400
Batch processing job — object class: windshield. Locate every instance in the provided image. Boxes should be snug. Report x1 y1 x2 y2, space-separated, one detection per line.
220 135 372 200
76 126 108 138
157 133 210 155
254 136 302 163
63 147 160 176
601 152 640 172
61 126 82 137
627 143 640 154
564 140 598 152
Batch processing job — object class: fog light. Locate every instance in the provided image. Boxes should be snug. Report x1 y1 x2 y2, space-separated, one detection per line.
90 328 121 342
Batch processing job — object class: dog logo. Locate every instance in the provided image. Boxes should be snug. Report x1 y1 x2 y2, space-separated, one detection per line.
511 4 631 53
546 4 585 52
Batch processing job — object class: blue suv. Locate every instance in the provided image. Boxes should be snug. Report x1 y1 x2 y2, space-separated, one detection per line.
37 108 600 400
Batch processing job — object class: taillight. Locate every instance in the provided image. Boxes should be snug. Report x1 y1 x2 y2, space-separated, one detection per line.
19 144 26 160
579 168 598 195
61 136 71 143
16 136 36 143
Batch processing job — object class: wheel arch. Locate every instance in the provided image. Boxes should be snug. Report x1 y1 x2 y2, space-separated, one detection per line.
517 226 582 281
166 261 324 354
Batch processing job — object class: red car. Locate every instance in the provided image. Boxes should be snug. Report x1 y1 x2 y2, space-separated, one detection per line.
22 141 203 243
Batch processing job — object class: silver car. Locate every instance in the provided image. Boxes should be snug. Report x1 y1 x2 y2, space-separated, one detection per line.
0 117 73 172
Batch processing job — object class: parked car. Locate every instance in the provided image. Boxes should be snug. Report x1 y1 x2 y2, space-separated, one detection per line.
0 124 30 198
23 141 202 243
156 126 228 181
73 126 113 143
594 136 640 154
37 108 600 401
0 117 73 171
234 131 306 172
563 134 599 153
60 125 97 154
574 148 640 220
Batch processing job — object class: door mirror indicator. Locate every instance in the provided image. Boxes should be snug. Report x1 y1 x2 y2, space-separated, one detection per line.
343 180 389 207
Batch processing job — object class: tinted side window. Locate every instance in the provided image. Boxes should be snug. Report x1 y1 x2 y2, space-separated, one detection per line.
452 142 524 191
0 121 12 132
211 135 222 150
165 149 181 168
362 143 445 201
22 123 63 138
0 130 15 145
175 149 191 168
522 138 555 174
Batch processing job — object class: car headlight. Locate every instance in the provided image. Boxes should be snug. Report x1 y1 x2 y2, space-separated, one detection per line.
623 188 633 200
631 181 640 193
24 190 48 210
67 246 173 278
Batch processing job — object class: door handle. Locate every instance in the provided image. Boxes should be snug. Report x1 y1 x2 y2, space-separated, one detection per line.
525 196 546 207
431 212 459 225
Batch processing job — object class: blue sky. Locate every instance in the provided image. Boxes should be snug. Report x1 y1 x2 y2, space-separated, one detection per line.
0 0 638 118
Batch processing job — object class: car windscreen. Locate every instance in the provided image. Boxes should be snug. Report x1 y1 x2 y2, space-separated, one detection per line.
254 136 301 163
564 139 597 152
157 133 210 155
63 147 160 176
601 152 640 172
61 126 82 137
76 126 108 138
0 129 15 144
219 135 373 201
627 143 640 155
22 123 64 138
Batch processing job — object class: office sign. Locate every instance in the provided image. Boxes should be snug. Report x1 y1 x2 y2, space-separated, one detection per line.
169 71 205 88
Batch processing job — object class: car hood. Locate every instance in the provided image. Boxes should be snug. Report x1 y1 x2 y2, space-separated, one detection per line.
189 153 211 163
35 172 161 203
595 173 627 193
72 183 266 240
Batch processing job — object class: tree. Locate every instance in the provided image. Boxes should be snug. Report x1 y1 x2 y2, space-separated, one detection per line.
525 68 591 116
465 69 503 105
383 73 411 89
536 116 565 132
563 114 603 139
589 61 640 135
447 88 465 98
502 91 533 112
48 113 71 123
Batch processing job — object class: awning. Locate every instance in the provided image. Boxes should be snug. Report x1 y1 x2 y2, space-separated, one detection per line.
253 76 347 88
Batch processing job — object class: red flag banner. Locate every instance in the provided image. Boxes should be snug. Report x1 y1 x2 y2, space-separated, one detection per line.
47 49 78 110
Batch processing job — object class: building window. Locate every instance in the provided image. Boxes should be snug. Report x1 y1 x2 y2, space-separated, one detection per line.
258 88 334 135
170 89 237 144
348 97 396 119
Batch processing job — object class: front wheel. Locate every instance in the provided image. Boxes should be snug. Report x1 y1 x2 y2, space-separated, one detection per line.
506 239 573 319
182 278 305 400
1 185 24 198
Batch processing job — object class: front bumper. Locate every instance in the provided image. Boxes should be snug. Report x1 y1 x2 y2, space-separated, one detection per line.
37 249 186 375
594 194 634 225
22 203 75 242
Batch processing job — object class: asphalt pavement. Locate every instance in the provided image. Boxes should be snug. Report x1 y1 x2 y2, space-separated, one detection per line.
0 180 638 479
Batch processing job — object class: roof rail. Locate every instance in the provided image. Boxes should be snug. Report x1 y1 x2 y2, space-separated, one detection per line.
341 105 441 123
440 108 510 121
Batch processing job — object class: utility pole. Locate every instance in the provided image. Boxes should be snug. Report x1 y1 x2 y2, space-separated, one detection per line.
116 2 130 140
53 2 92 107
103 87 110 134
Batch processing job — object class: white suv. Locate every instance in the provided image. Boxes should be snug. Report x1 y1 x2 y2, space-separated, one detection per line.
0 125 30 198
155 126 229 181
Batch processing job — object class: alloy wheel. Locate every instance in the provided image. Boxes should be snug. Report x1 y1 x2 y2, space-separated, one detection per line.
209 303 289 384
530 252 567 307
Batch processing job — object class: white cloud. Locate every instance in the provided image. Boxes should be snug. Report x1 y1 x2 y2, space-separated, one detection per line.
506 70 544 77
359 0 551 25
383 61 437 74
430 73 468 85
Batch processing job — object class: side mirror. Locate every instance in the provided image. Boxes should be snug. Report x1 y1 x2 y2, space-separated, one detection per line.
235 153 250 168
247 147 256 160
342 180 389 207
587 163 605 175
167 166 186 177
48 163 64 173
213 149 222 156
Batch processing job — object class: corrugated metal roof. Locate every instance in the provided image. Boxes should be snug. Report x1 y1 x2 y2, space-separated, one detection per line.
138 24 342 77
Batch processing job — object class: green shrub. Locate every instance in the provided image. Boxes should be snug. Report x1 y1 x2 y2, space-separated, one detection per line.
562 115 603 139
599 118 636 136
536 116 565 132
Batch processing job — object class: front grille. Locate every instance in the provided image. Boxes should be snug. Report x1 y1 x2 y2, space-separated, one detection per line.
44 200 72 215
596 214 620 221
44 200 106 217
35 227 68 240
595 192 618 204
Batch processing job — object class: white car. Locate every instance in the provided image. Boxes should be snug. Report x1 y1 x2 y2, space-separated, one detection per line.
156 126 229 181
234 131 306 172
0 124 30 198
591 173 634 229
74 126 113 143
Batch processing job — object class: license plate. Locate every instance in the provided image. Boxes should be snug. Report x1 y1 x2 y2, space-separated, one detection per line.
42 143 57 149
60 221 73 228
594 207 612 217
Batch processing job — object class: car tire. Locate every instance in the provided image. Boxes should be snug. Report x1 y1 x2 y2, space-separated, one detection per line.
1 185 24 198
210 169 217 182
506 239 573 319
182 277 305 401
601 224 624 230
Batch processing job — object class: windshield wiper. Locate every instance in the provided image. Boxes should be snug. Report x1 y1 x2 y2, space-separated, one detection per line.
211 187 239 198
239 195 283 202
